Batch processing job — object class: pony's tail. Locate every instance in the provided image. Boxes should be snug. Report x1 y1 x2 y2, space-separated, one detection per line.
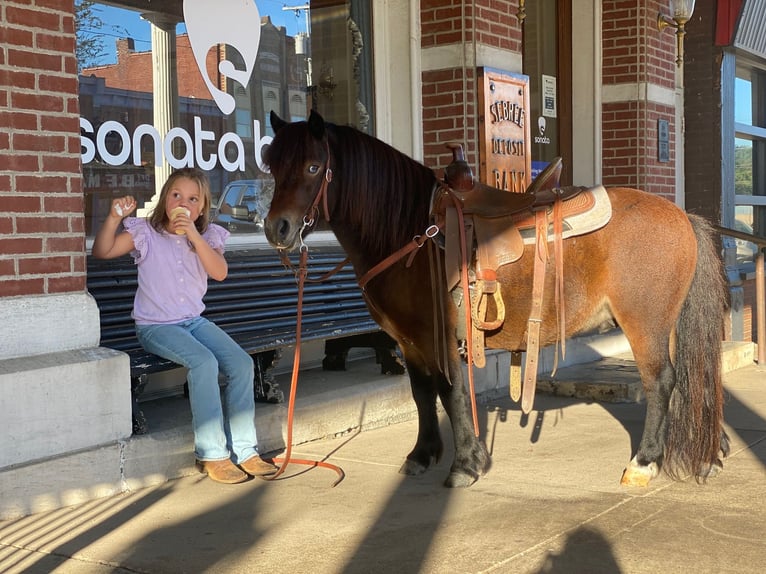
664 214 730 480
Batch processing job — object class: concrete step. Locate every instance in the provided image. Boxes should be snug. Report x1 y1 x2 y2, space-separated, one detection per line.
0 337 756 520
537 340 757 403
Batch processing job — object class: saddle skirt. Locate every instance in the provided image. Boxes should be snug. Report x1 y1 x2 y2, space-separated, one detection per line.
438 183 612 291
429 146 613 414
516 184 611 245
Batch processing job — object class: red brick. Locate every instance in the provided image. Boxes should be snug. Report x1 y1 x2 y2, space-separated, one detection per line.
0 259 15 276
38 74 78 95
6 6 60 31
0 110 38 130
13 134 67 154
0 278 45 297
15 175 68 193
0 25 34 47
11 92 65 113
0 154 40 172
41 154 81 173
1 196 42 213
0 214 13 232
49 275 86 293
16 216 70 234
18 255 72 275
0 237 44 255
47 236 85 252
63 55 77 75
7 48 62 72
36 32 75 54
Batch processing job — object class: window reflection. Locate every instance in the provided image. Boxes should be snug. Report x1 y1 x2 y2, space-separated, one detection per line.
78 0 372 237
733 66 766 266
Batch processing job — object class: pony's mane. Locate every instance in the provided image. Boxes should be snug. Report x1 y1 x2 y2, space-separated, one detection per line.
325 123 438 261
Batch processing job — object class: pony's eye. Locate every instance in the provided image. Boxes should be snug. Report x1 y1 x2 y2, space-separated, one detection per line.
308 164 320 175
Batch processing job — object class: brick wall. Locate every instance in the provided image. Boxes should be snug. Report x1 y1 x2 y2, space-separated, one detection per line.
0 0 84 297
420 0 522 173
601 1 678 195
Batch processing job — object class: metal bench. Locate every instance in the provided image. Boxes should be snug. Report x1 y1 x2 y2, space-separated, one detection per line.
87 245 402 434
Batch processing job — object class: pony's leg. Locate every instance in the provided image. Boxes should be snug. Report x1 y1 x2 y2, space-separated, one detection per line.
621 357 674 486
399 361 444 476
437 354 491 488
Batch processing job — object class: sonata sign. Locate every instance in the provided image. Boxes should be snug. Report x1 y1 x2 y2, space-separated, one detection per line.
81 0 270 173
80 117 272 173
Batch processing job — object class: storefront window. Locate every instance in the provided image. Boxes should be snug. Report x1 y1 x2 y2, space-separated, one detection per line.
733 67 766 265
77 0 373 238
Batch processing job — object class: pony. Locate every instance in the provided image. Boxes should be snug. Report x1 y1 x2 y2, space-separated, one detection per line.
263 109 729 488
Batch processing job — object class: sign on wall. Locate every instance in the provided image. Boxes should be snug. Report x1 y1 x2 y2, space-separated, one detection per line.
477 68 531 193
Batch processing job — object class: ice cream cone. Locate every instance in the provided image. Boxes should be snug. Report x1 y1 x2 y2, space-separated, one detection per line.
171 207 191 235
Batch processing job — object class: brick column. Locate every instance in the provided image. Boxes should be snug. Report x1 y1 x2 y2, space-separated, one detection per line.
601 0 678 200
0 0 85 296
0 0 132 474
420 0 522 175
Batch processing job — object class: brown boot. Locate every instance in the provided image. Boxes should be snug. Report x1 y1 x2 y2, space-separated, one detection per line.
239 455 278 477
196 459 248 484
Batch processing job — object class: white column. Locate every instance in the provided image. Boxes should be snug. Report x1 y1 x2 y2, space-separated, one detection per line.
139 13 180 217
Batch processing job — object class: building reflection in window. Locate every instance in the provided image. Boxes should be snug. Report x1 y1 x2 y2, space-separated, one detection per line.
78 0 373 236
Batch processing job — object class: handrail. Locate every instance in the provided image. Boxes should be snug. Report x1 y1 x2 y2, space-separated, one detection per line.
714 225 766 247
716 225 765 365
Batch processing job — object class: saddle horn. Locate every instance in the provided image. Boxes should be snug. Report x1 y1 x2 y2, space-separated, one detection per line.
444 143 475 192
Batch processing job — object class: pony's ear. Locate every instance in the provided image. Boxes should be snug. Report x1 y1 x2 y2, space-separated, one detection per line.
307 109 326 140
270 110 287 133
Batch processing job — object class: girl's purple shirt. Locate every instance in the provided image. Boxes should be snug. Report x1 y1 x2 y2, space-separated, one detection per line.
123 217 230 325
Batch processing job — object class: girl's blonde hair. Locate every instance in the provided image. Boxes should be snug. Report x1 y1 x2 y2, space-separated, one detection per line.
148 168 212 234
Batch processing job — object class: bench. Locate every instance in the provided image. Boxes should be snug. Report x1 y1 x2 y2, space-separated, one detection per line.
87 245 402 434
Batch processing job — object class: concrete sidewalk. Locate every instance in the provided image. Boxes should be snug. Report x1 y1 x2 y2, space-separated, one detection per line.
0 357 764 573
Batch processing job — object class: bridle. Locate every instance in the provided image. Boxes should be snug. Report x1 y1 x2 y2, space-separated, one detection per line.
298 141 333 247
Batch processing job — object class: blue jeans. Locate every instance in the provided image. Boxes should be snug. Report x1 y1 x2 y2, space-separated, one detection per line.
135 317 259 463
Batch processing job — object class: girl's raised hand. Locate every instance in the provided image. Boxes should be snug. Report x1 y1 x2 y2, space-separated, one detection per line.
112 196 137 219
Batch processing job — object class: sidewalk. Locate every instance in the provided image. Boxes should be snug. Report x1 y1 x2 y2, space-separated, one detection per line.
0 351 764 573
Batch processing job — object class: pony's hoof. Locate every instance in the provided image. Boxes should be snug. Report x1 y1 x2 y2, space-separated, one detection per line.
444 471 478 488
697 460 724 480
620 457 659 487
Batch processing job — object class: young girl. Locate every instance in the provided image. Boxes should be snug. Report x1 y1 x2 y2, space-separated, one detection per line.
93 167 277 484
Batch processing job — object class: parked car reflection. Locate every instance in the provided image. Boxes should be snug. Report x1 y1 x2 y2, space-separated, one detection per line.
211 179 274 233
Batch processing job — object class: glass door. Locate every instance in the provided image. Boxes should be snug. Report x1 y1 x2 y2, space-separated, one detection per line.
523 0 572 185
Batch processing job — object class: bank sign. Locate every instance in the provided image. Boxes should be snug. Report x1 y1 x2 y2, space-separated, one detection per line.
477 68 531 193
80 0 272 174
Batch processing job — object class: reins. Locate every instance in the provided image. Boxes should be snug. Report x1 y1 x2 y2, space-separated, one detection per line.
358 185 481 437
266 143 345 486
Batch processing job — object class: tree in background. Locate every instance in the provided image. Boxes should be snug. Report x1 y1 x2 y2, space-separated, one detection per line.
75 0 127 71
75 1 105 71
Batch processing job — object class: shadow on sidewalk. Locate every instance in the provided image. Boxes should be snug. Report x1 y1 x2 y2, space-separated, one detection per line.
3 369 761 573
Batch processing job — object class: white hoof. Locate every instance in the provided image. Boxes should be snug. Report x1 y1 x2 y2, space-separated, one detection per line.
620 456 659 487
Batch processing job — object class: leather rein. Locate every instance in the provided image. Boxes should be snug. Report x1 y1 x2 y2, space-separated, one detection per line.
268 143 346 486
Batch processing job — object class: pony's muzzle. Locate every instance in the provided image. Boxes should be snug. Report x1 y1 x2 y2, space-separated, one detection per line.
264 215 298 250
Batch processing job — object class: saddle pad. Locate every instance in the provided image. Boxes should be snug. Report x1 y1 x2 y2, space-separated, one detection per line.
515 185 611 244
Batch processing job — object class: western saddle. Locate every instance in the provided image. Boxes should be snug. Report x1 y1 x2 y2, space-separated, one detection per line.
431 144 602 413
